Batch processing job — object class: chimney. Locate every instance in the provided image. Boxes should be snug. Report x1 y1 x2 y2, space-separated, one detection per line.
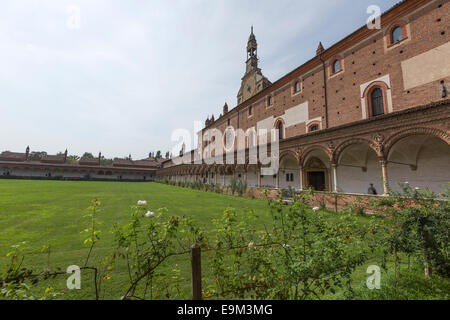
223 103 228 115
316 41 325 56
98 152 102 165
64 149 68 162
25 146 30 160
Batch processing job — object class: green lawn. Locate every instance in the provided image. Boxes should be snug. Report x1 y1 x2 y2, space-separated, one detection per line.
0 180 277 299
1 180 445 300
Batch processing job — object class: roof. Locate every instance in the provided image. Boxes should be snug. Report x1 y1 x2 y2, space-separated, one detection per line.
113 159 135 167
0 160 157 172
0 152 27 161
41 155 65 164
79 157 100 165
133 160 161 168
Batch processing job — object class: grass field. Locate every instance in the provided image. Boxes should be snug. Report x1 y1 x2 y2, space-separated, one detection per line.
0 180 445 300
0 180 279 299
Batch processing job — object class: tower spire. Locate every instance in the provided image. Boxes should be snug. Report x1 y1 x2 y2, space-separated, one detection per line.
237 26 271 105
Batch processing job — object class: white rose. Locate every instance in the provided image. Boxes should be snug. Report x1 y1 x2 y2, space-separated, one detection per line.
145 211 154 218
312 207 320 212
248 241 254 249
137 200 147 206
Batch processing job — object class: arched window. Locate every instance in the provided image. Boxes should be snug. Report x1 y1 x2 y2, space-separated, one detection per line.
309 124 319 132
224 128 235 150
371 88 385 116
294 81 300 93
277 121 284 140
248 130 255 148
267 96 273 106
392 26 403 43
332 60 340 74
248 106 253 116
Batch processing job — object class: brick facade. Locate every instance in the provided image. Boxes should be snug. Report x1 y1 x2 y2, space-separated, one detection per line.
158 0 450 196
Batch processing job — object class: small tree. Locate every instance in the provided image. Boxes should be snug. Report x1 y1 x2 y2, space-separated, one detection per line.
82 152 94 159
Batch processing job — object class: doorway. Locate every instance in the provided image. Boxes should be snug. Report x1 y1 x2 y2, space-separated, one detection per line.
307 171 326 191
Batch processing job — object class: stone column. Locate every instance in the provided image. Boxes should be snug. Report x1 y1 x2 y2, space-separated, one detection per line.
257 168 261 188
275 172 279 189
331 163 338 192
214 172 218 185
380 158 390 196
299 166 304 191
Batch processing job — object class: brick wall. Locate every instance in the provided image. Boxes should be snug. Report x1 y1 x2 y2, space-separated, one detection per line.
201 0 450 152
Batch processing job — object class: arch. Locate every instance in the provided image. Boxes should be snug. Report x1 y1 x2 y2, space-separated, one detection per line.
279 150 301 190
216 164 225 174
224 164 235 174
223 126 235 152
362 81 389 118
245 127 257 148
308 121 321 133
328 54 344 77
274 118 285 140
279 150 300 166
303 156 331 191
385 127 450 193
293 80 301 94
300 145 332 167
267 95 273 107
332 60 340 74
334 139 384 194
384 19 408 46
334 138 382 162
392 26 403 43
384 127 450 159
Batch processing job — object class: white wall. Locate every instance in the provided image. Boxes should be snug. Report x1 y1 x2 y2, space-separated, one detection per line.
261 174 276 188
388 138 450 193
279 169 300 190
247 171 258 187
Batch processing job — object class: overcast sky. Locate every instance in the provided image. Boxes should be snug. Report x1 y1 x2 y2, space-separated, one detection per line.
0 0 398 159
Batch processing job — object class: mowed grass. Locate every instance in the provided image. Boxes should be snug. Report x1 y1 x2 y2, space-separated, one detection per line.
1 180 419 300
0 180 275 299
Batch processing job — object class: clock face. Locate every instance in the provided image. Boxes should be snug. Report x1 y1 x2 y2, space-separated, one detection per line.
247 86 251 92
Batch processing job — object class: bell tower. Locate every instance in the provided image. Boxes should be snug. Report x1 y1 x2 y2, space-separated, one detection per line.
246 26 258 73
237 27 271 105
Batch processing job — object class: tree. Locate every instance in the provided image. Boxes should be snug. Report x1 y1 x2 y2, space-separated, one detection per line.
82 152 94 159
100 156 113 166
29 151 47 161
66 155 80 164
155 151 162 158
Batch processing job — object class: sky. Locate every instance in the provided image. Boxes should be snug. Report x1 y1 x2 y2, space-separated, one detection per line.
0 0 399 160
